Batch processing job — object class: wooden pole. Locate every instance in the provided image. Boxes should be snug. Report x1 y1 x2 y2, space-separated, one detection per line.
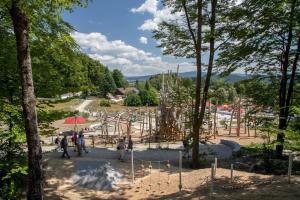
211 163 215 194
230 164 234 183
288 152 293 183
237 98 241 137
214 157 218 176
229 109 234 135
131 150 135 184
148 111 151 149
179 151 182 191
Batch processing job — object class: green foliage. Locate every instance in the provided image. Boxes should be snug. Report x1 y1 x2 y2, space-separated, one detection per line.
139 89 159 106
144 80 151 91
112 69 128 88
99 99 111 107
124 93 142 106
0 104 27 199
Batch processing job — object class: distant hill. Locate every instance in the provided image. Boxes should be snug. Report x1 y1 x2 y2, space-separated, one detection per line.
126 71 248 83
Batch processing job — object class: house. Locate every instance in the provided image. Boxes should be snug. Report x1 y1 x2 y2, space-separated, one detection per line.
115 88 126 96
124 87 139 95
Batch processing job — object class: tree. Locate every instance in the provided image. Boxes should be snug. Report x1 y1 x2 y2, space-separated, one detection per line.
112 69 128 88
139 89 159 106
124 93 142 106
1 0 87 198
101 67 117 96
9 3 43 198
145 80 151 91
154 0 219 167
218 0 300 157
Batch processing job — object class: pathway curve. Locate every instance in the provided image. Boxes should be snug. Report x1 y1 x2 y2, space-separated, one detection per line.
75 99 93 113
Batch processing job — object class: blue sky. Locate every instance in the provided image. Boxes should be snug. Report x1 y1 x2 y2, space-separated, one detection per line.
63 0 196 76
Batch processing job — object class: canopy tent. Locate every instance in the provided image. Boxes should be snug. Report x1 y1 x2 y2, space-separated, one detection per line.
64 116 87 124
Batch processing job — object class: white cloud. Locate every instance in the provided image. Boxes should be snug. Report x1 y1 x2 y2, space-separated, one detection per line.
139 36 148 44
131 0 182 31
131 0 158 14
71 31 195 76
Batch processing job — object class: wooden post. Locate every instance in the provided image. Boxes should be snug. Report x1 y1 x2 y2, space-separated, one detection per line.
211 163 215 194
288 152 293 183
92 135 95 148
237 98 241 137
141 114 145 142
214 157 218 176
179 151 182 191
229 110 234 135
230 164 234 183
254 113 257 137
131 150 135 184
213 103 217 139
148 111 151 149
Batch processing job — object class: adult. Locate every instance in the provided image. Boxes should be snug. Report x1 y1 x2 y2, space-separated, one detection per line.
72 131 78 151
127 135 133 151
60 134 70 159
77 134 83 156
81 134 88 154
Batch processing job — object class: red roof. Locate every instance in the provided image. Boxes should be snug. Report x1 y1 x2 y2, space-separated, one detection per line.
64 116 87 124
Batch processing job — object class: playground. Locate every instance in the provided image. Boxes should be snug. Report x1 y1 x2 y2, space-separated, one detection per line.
43 147 300 200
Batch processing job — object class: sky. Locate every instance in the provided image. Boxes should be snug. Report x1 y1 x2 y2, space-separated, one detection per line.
63 0 198 76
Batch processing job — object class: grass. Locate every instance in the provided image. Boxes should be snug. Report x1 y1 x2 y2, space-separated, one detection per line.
86 99 156 113
40 98 82 111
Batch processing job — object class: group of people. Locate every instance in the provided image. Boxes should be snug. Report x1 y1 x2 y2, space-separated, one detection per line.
55 130 134 161
55 129 88 159
116 135 133 162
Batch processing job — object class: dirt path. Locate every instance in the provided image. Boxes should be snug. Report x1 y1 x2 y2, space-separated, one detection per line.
75 99 93 112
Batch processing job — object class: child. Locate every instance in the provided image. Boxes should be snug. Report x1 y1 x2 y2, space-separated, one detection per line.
117 139 126 161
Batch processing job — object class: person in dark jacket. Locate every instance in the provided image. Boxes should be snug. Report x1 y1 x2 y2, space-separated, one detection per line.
61 134 70 159
127 135 133 151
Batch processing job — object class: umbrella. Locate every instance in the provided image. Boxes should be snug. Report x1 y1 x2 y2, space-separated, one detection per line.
64 116 87 124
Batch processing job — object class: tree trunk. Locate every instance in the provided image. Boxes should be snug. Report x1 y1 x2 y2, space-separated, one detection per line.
197 0 217 142
285 35 300 120
10 2 43 199
182 0 203 167
276 0 296 158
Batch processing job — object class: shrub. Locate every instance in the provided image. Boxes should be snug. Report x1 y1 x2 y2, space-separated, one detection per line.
139 89 159 106
99 99 111 107
124 93 142 106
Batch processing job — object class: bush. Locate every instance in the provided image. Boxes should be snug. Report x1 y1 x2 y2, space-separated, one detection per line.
99 99 111 107
124 93 142 106
139 89 159 106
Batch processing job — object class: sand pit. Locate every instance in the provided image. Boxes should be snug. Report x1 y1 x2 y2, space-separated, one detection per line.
73 160 122 191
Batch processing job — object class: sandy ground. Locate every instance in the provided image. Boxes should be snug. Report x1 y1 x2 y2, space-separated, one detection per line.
43 152 300 200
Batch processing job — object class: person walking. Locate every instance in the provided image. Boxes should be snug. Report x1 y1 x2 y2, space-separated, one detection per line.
61 134 70 159
81 134 88 154
54 135 61 151
117 138 126 162
77 134 83 156
72 131 78 152
127 135 133 152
